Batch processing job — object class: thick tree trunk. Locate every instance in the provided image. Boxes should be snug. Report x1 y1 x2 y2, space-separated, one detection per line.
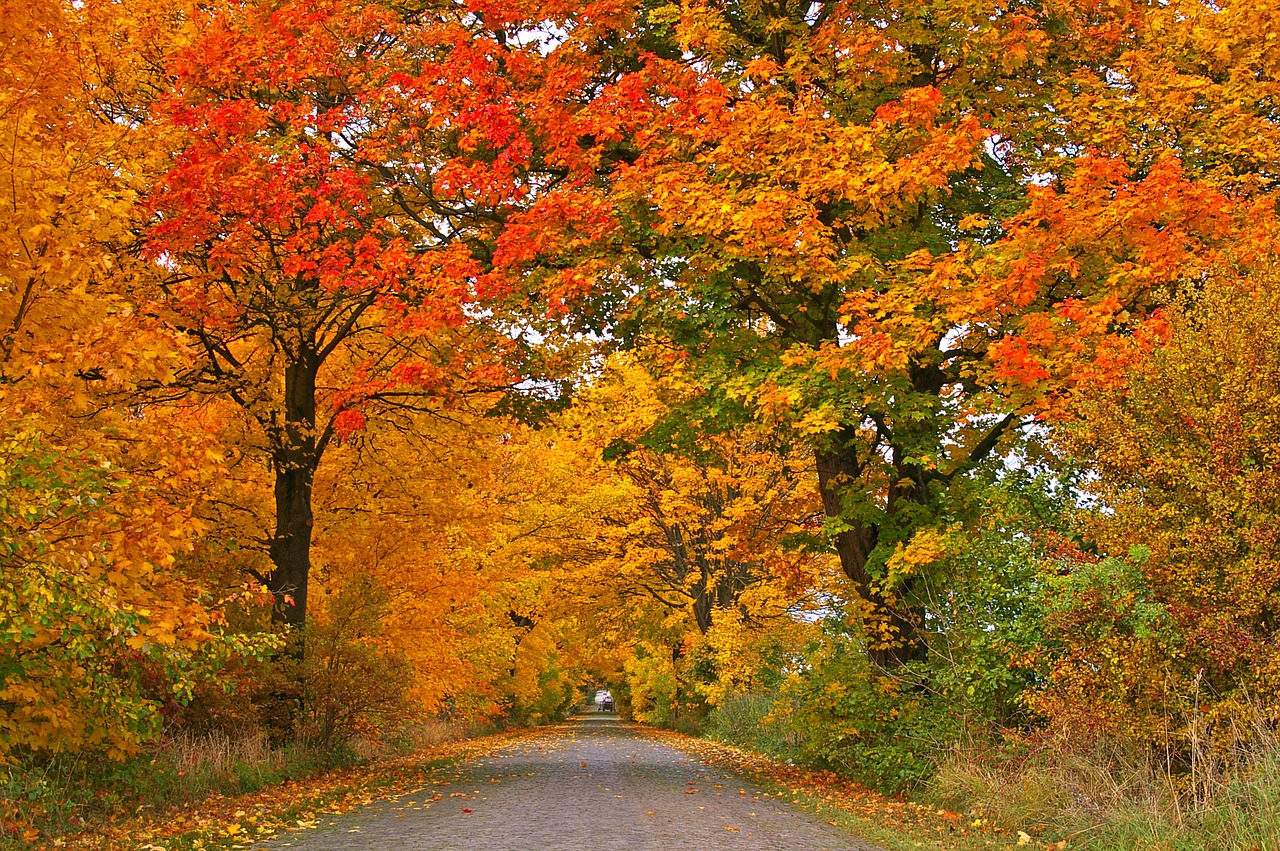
268 459 314 627
815 427 927 669
267 357 320 629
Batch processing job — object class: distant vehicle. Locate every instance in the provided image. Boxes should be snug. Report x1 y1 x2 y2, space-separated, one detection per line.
595 689 614 712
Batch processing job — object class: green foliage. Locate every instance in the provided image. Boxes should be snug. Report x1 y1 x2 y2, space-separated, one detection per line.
773 477 1058 792
916 525 1050 730
782 619 949 792
502 663 580 727
624 647 681 726
1034 549 1181 739
0 428 278 759
621 642 712 733
1045 548 1170 644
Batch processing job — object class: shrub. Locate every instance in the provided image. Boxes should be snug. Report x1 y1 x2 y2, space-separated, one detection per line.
780 622 952 792
624 646 680 725
0 427 278 760
299 576 416 749
1058 273 1280 749
774 491 1052 793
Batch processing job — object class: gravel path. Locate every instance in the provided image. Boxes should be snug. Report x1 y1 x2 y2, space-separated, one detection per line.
262 714 879 850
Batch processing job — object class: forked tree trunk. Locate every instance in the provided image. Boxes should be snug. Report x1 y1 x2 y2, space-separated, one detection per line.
815 427 927 669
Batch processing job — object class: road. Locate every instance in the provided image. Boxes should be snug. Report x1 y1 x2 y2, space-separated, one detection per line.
261 714 880 850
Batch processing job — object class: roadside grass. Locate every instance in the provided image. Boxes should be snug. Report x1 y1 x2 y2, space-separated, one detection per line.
0 720 530 850
674 705 1280 851
0 734 345 845
929 728 1280 851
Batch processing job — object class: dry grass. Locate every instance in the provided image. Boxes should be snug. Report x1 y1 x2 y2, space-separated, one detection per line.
162 729 282 777
350 716 464 759
1 717 476 848
927 707 1280 850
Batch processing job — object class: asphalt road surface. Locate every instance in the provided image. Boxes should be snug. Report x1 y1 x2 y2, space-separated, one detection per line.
261 714 880 850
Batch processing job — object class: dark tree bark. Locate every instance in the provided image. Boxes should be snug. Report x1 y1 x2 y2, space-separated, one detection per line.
267 458 315 627
815 425 927 669
267 356 320 627
692 573 712 634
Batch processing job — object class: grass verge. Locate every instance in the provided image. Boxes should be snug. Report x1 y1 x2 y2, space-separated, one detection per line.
0 725 540 850
639 726 1060 851
927 730 1280 851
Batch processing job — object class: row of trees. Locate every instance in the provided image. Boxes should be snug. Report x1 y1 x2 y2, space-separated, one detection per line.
4 0 1280 811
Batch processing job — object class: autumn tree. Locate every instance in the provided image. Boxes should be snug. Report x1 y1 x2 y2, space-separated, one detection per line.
1042 262 1280 745
309 405 559 722
0 0 279 757
140 0 637 627
485 353 837 722
0 418 279 758
0 0 153 386
498 0 1264 667
581 356 824 637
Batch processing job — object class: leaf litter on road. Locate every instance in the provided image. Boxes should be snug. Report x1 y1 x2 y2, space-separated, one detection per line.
639 727 1070 850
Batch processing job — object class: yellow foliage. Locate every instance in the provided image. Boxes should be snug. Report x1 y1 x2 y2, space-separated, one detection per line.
1044 264 1280 745
884 528 953 582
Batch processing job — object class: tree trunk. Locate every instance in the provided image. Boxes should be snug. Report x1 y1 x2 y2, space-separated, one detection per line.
268 458 314 627
815 427 926 669
267 357 320 629
692 576 712 634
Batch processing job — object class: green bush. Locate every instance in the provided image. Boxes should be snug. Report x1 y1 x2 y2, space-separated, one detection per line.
771 507 1050 793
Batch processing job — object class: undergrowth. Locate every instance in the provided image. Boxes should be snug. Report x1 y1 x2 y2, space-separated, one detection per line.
1 734 348 842
707 692 801 759
705 691 1280 850
927 719 1280 850
0 718 462 845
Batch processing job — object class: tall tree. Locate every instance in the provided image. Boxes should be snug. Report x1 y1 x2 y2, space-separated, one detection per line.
142 0 631 627
505 0 1255 666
